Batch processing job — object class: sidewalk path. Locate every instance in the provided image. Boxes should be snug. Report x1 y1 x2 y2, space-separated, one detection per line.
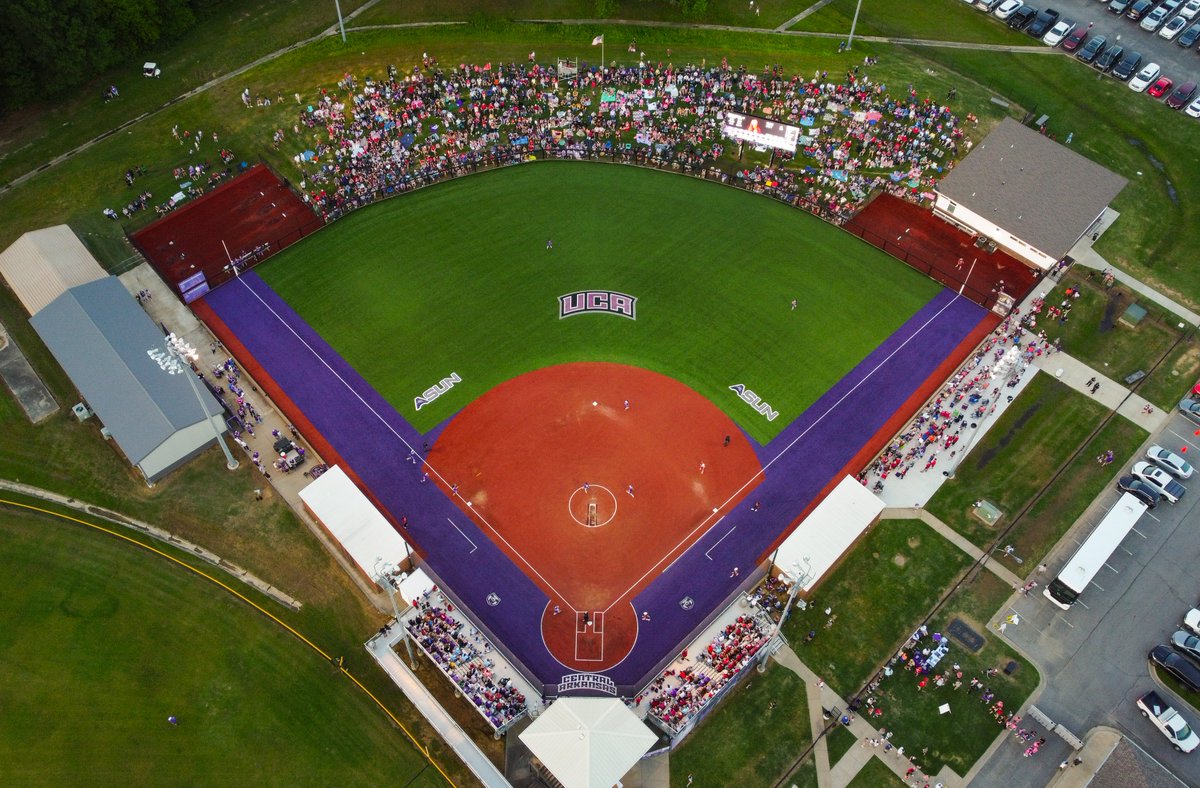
1069 210 1200 327
1031 352 1167 433
366 629 510 788
772 644 966 787
882 507 1024 588
774 0 837 32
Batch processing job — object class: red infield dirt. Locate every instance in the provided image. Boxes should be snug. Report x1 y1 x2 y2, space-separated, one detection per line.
428 362 763 672
131 165 316 296
847 194 1041 307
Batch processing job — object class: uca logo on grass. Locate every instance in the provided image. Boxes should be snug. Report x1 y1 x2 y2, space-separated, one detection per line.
558 290 637 320
729 384 779 422
414 372 461 411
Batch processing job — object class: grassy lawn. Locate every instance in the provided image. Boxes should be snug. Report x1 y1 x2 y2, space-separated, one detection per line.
1139 334 1200 411
783 519 973 697
354 0 810 29
872 570 1039 776
847 755 906 787
928 373 1148 566
827 721 860 767
259 162 939 441
669 661 814 786
0 505 449 785
1037 274 1186 398
0 0 372 188
793 0 1033 44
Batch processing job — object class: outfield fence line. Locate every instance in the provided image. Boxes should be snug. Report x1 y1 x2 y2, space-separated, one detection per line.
184 148 1002 312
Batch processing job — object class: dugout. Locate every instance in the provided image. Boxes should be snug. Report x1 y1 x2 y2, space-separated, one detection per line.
298 464 413 585
772 475 885 592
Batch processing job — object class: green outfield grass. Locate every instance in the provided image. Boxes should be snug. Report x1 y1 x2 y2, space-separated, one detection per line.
0 506 445 786
257 161 941 441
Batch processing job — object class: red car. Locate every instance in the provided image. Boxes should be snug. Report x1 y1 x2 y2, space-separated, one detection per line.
1062 25 1090 51
1148 76 1175 98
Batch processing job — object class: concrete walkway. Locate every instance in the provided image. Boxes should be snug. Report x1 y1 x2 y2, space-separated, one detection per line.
1031 352 1168 433
775 0 837 32
882 507 1023 588
1068 209 1200 327
366 628 509 788
772 644 965 787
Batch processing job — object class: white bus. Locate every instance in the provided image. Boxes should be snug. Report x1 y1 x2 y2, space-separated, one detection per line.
1044 492 1148 610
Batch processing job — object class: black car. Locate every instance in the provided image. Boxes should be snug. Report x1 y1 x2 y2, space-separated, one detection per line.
1127 0 1155 19
1117 475 1160 508
1179 22 1200 47
1077 34 1108 62
1010 5 1040 28
1112 50 1144 81
1095 43 1125 70
1151 644 1200 691
1027 7 1061 35
1109 0 1132 12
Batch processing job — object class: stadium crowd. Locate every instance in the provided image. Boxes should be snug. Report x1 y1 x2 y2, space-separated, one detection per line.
283 56 966 224
405 593 527 728
644 614 769 731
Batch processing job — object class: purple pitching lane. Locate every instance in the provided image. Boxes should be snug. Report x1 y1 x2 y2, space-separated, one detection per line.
203 276 985 689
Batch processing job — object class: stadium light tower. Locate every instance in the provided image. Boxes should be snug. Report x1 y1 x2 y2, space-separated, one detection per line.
148 333 239 470
334 0 346 43
374 558 416 668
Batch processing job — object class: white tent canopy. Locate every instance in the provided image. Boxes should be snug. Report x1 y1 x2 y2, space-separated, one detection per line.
775 475 884 592
298 465 411 581
519 698 657 788
398 567 436 606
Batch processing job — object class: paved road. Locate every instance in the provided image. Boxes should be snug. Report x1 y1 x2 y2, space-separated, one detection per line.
973 410 1200 786
1001 0 1200 87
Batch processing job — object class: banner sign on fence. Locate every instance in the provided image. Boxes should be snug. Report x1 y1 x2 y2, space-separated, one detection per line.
720 112 800 152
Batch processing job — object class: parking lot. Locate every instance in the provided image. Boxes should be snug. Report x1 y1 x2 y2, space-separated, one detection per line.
978 0 1200 99
973 410 1200 785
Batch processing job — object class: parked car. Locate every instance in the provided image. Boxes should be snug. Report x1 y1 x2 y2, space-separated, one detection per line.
1161 14 1190 37
977 0 1006 9
1044 19 1077 44
1010 5 1040 27
1129 62 1163 91
1141 5 1172 30
1028 7 1062 35
1167 80 1199 107
995 0 1024 17
1185 94 1200 116
1148 76 1175 97
1147 445 1194 478
1182 0 1200 18
1112 50 1144 80
1132 460 1186 502
1096 42 1125 69
1063 24 1090 49
1078 34 1109 60
1179 397 1200 424
1178 21 1200 45
1173 630 1200 662
1150 644 1200 691
1137 690 1200 752
1109 0 1134 12
1188 608 1200 636
1117 475 1161 507
1128 0 1156 19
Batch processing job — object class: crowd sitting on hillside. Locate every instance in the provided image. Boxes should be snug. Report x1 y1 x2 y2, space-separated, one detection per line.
282 54 967 224
859 300 1059 491
405 594 526 728
644 614 769 731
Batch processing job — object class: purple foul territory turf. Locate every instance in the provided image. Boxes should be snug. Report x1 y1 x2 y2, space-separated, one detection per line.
203 276 985 689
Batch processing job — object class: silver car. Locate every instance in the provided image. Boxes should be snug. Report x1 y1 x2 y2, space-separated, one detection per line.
1180 398 1200 425
1174 630 1200 662
1147 445 1195 479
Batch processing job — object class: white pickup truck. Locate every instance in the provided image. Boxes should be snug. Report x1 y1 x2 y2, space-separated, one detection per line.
1137 691 1200 753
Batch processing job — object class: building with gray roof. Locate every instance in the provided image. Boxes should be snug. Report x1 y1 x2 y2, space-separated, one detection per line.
30 277 227 482
933 117 1127 270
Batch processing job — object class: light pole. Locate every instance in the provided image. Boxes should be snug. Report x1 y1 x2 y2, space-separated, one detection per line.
374 558 417 668
847 0 865 50
334 0 346 42
148 333 239 470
